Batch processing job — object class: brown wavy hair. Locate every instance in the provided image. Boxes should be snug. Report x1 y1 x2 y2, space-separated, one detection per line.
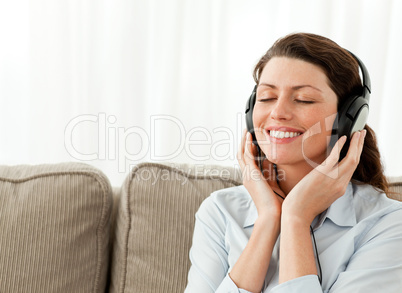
253 32 389 194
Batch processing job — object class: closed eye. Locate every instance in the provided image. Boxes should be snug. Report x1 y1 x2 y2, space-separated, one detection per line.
296 99 315 104
258 97 276 102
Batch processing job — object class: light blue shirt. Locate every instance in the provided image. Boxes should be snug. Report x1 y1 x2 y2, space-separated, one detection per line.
185 183 402 292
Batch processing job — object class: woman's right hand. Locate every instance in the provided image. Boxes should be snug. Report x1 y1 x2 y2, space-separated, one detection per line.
230 130 284 291
237 130 284 219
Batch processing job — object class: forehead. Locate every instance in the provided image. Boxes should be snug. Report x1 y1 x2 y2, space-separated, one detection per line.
259 57 330 89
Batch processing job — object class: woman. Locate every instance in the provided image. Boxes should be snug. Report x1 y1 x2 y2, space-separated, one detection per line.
185 33 402 292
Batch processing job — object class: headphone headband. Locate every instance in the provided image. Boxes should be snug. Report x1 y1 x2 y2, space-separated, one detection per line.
347 50 371 102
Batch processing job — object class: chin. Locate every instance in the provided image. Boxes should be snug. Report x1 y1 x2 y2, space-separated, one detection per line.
263 151 300 165
263 149 327 168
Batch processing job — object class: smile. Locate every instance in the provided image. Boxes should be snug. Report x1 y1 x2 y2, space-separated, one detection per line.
269 130 302 139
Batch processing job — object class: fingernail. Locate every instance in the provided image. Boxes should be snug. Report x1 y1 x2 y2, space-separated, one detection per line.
354 131 361 139
362 129 367 139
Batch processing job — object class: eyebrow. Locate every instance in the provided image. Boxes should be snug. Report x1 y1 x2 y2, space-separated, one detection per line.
259 83 323 93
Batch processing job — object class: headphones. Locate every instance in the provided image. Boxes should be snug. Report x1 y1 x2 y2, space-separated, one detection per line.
245 51 371 149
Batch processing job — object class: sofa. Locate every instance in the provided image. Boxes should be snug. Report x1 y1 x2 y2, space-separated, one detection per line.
0 162 401 293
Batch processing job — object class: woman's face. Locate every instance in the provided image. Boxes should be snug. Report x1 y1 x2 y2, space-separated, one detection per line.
253 57 338 168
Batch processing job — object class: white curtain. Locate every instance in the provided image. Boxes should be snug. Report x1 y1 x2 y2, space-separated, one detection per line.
1 0 401 186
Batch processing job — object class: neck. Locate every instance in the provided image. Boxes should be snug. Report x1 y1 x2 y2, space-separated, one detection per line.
276 162 314 195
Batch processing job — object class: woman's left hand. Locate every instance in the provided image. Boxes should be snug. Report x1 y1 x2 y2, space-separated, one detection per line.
282 130 366 226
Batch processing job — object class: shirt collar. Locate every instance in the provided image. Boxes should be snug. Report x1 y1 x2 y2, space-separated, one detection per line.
243 183 357 229
313 182 357 230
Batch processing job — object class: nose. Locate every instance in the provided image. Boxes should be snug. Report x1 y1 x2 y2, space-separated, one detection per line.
270 96 292 120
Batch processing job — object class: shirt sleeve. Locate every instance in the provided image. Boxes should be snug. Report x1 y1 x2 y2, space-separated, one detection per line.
270 275 322 293
328 205 402 292
271 204 402 293
184 196 254 293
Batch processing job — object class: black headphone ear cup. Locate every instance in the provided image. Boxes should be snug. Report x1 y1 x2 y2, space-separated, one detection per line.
330 95 369 148
245 86 264 166
245 86 258 145
347 96 369 132
329 51 370 152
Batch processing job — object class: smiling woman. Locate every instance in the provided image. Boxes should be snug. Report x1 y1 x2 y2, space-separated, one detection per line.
253 57 338 172
184 33 402 293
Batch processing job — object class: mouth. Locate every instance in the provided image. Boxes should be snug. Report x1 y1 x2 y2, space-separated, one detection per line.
265 127 304 143
269 130 302 139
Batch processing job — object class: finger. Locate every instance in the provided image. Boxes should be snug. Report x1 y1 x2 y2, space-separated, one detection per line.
245 132 258 166
353 129 366 163
338 130 365 175
318 135 347 174
237 129 248 170
345 131 361 164
260 159 286 199
241 129 247 155
358 129 367 154
241 133 263 182
237 129 247 161
237 150 246 171
327 135 347 167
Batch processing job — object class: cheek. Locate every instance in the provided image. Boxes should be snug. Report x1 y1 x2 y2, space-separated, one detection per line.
303 107 337 134
252 105 265 123
252 105 269 133
302 114 337 161
300 109 337 155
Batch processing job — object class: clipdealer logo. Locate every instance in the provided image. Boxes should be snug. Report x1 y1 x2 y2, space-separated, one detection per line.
64 112 244 173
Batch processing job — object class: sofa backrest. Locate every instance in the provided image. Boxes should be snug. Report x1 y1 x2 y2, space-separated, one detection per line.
0 163 113 293
109 162 242 293
388 176 402 201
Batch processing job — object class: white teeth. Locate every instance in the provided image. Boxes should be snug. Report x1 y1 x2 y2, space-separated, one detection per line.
270 130 301 139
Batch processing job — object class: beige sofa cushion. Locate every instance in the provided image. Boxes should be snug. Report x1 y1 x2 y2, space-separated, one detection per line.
388 176 402 201
109 162 242 293
0 162 112 293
